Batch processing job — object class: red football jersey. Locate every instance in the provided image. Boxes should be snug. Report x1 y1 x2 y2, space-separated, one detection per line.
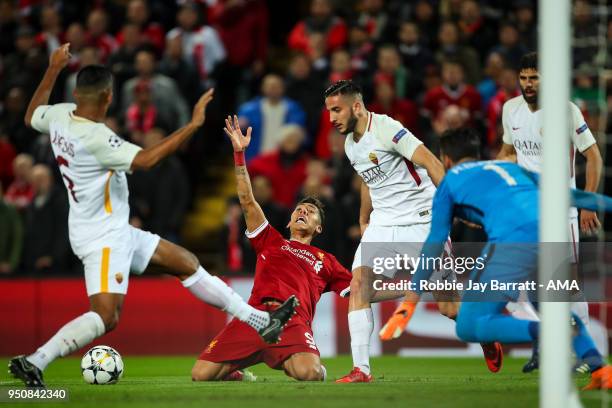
247 221 352 323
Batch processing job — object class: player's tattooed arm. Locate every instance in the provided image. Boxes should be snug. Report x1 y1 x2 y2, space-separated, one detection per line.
359 179 372 236
496 143 517 162
224 115 266 232
25 43 71 127
131 89 214 171
411 145 445 186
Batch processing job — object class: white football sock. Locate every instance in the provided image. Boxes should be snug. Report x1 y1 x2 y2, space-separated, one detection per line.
26 311 105 371
570 300 590 329
320 365 327 381
348 308 373 375
182 266 269 331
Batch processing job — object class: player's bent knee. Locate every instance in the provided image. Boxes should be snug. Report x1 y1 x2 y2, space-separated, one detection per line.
191 360 222 381
455 313 478 343
289 364 323 381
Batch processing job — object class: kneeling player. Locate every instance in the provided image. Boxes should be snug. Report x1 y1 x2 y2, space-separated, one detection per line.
191 117 352 382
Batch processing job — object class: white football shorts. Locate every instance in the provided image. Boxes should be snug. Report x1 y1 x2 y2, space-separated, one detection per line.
79 226 161 296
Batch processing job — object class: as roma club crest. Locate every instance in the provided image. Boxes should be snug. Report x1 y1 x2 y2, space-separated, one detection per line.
369 152 379 165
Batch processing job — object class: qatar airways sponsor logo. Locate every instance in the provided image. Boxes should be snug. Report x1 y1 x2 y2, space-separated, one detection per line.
513 139 542 156
360 165 388 185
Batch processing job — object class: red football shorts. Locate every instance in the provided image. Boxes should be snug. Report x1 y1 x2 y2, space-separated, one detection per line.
198 308 319 370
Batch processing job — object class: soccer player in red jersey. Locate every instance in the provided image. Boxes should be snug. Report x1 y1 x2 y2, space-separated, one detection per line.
191 116 352 382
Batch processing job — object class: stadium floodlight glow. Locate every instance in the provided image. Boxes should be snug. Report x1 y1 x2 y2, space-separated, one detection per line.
538 0 580 407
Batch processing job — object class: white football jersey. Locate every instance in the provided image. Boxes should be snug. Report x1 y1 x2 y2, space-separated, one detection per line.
345 112 435 226
31 103 142 255
502 95 596 217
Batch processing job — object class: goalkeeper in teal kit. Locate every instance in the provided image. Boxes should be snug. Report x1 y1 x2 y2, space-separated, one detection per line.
381 127 612 390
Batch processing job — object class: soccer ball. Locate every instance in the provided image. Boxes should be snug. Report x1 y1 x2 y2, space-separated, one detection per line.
81 345 124 384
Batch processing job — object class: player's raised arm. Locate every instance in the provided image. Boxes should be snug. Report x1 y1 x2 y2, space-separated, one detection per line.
131 89 214 171
223 115 266 233
24 43 71 128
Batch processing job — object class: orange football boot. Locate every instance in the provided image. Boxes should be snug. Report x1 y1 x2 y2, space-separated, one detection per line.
335 367 373 383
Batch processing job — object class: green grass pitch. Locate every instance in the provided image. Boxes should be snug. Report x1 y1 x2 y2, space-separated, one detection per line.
1 356 609 407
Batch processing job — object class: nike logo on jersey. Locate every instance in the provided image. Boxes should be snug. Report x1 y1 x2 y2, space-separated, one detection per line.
512 127 520 130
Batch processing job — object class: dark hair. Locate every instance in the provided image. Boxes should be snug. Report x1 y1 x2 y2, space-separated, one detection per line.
520 52 537 72
439 127 481 162
297 196 325 226
323 80 362 99
76 65 113 93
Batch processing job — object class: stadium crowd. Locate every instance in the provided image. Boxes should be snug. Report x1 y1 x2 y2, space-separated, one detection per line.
0 0 608 275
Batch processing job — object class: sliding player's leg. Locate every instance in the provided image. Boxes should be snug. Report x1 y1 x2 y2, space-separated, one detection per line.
191 360 235 381
137 232 297 343
10 248 128 387
283 353 326 381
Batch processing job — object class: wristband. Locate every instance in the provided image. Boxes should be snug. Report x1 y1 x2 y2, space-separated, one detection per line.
233 151 245 166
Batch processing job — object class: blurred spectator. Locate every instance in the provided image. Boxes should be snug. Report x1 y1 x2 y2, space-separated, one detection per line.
0 183 22 275
128 128 190 242
249 125 309 208
64 47 100 102
328 130 353 201
36 5 62 55
439 0 463 21
374 44 417 99
435 21 481 84
0 0 17 56
423 60 482 128
108 23 141 94
285 52 325 138
397 21 435 86
457 0 496 59
337 173 363 266
347 21 375 75
0 131 16 188
514 0 537 51
490 21 528 70
64 23 87 72
121 49 190 130
1 87 38 154
5 153 34 211
353 0 393 43
159 34 201 106
412 0 438 48
1 25 45 95
329 48 353 83
288 0 347 57
367 73 420 137
429 104 468 155
572 0 598 68
85 9 118 63
166 2 226 88
595 20 612 69
209 0 268 108
477 52 506 107
116 0 164 53
486 67 519 149
238 74 306 160
21 164 70 274
125 80 169 134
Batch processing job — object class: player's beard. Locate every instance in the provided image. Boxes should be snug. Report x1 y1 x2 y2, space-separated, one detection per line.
342 112 358 135
520 86 537 105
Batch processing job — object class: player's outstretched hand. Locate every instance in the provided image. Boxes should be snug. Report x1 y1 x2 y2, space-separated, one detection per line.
223 115 252 152
50 43 71 70
190 88 215 128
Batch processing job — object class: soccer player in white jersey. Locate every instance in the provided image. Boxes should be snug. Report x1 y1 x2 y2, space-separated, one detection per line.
324 80 502 383
497 52 603 372
9 44 298 388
